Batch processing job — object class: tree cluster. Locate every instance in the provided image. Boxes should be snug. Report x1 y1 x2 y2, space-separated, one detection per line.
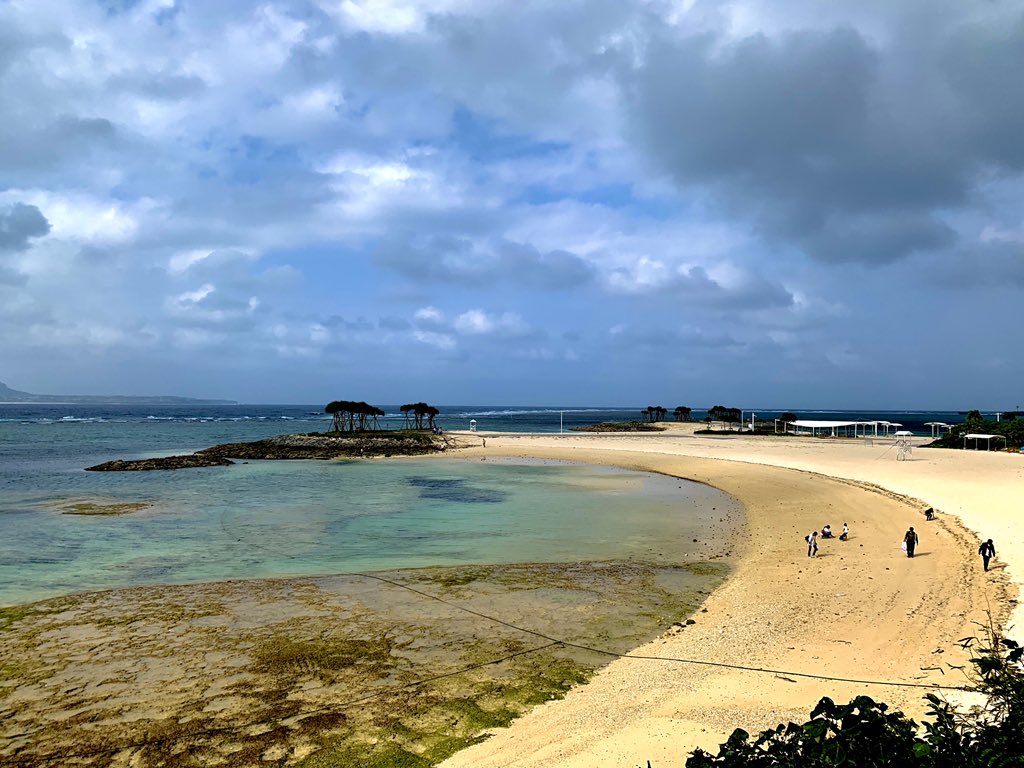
674 406 693 422
931 414 1024 450
643 406 668 422
400 402 440 430
323 400 386 432
707 405 742 425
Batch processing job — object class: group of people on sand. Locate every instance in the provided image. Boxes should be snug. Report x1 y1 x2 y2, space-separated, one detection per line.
904 511 996 572
804 507 998 572
805 522 849 556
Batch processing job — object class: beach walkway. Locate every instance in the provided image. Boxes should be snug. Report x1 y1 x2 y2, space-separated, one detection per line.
440 430 1016 768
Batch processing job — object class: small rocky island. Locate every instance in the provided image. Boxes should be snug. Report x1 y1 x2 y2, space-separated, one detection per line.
572 421 666 432
86 431 448 471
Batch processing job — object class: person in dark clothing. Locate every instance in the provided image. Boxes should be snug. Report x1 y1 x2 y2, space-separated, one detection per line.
980 539 996 571
904 527 919 557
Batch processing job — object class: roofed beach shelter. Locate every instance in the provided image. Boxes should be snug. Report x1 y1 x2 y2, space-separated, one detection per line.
924 421 953 438
778 419 906 437
963 433 1007 451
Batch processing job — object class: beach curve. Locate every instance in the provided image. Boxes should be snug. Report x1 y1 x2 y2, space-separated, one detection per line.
439 429 1013 768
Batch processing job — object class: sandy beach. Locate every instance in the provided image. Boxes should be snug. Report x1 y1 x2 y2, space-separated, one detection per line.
440 426 1018 768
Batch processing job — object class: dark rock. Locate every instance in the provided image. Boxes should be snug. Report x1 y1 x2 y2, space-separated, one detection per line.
571 421 666 433
86 454 234 471
86 431 447 471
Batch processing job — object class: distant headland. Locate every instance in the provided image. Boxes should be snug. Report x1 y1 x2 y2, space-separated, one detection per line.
0 381 236 405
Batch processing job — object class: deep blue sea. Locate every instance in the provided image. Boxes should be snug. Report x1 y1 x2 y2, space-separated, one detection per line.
0 403 963 608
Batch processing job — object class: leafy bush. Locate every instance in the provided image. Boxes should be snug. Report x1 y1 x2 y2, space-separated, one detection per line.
685 630 1024 767
929 419 1024 450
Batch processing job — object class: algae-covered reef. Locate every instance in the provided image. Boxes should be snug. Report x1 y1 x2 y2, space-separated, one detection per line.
572 421 666 432
0 560 727 767
86 430 448 471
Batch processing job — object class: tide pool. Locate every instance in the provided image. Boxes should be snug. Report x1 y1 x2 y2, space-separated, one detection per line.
0 456 739 606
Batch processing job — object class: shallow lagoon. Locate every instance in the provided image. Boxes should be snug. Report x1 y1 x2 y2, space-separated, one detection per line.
0 455 738 606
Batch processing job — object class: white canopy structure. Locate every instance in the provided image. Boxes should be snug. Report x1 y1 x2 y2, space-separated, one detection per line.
924 421 952 438
963 433 1007 450
780 419 907 438
787 420 863 437
894 430 914 437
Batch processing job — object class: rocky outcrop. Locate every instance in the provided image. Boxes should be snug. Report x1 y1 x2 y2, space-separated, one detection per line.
86 431 446 471
86 454 235 471
571 421 666 432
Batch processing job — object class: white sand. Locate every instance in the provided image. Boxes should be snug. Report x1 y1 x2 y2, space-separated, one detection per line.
439 428 1019 768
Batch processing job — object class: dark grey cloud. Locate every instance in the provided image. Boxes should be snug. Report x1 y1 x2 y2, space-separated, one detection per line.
110 71 206 100
0 115 121 178
932 240 1024 288
943 15 1024 171
375 235 595 289
378 316 411 331
0 203 50 252
608 324 744 351
0 267 28 286
320 315 375 332
626 14 1024 265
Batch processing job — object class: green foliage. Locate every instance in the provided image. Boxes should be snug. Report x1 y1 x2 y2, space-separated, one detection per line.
642 406 668 422
324 400 386 432
708 405 742 424
685 630 1024 767
930 418 1024 450
686 696 926 767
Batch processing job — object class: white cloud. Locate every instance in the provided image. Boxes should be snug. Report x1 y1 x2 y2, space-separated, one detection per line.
175 284 215 306
454 309 525 336
414 306 445 323
413 329 455 350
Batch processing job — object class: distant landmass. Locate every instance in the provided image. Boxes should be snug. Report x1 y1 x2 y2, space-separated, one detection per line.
0 381 237 405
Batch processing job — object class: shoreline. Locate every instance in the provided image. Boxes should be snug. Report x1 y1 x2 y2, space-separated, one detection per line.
1 429 1014 766
439 430 1013 767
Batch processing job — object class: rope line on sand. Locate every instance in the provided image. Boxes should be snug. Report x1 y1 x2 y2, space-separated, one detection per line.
356 571 972 692
213 511 973 695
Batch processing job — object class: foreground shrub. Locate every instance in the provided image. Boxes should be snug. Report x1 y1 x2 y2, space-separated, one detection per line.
686 631 1024 767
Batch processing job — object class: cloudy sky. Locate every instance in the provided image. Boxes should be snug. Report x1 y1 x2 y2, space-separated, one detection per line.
2 0 1023 407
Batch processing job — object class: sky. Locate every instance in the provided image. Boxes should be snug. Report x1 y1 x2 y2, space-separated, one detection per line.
1 0 1023 408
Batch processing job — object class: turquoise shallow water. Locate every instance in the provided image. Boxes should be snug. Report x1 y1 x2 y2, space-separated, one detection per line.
0 418 739 605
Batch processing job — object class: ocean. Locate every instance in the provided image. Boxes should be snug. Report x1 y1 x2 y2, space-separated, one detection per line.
1 403 752 607
0 403 962 607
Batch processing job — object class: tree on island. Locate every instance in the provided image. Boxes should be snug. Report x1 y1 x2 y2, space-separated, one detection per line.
707 405 742 428
674 406 692 422
781 411 797 423
399 402 441 430
643 406 668 423
323 400 386 432
400 403 414 428
966 409 983 423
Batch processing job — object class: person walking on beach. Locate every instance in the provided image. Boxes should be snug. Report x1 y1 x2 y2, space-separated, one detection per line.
806 530 818 558
904 527 919 558
980 539 996 571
